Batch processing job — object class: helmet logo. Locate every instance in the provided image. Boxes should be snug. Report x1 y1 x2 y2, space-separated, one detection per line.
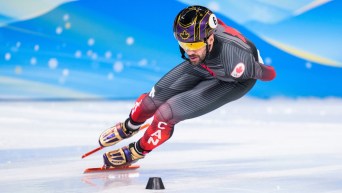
209 14 218 29
179 30 190 40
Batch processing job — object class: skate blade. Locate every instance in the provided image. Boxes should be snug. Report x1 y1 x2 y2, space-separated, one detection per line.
83 165 140 173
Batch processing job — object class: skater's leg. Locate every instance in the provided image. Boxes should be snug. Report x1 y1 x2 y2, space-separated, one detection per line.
138 78 257 152
104 79 256 166
99 62 203 147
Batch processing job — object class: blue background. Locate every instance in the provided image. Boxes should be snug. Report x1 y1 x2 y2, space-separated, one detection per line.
0 0 341 100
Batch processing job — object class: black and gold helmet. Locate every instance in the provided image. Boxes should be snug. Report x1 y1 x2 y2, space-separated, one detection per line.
173 5 218 43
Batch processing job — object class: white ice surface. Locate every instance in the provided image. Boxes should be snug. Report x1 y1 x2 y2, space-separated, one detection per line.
1 97 342 193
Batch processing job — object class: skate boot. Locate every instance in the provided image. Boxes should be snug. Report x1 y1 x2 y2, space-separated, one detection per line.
103 142 144 168
99 119 139 147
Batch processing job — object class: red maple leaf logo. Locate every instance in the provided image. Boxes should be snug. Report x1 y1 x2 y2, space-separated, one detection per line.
236 66 243 73
231 63 245 78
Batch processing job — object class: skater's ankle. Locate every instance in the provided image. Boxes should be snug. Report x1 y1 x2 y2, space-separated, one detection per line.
135 140 151 155
125 118 142 132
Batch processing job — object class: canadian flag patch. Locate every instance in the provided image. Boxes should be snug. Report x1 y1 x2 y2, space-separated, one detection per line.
231 63 245 78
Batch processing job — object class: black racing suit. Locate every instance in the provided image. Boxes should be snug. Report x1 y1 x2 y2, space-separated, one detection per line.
129 20 276 152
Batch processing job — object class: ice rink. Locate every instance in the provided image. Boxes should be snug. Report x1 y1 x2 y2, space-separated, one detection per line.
1 98 342 193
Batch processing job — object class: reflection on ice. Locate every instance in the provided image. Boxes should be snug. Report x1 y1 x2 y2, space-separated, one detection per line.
82 171 140 190
0 98 342 193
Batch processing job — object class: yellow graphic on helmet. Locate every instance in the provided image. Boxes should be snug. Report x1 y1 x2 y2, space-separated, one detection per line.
180 30 190 40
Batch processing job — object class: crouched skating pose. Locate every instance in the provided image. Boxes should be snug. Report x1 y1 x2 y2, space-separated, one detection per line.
98 5 276 167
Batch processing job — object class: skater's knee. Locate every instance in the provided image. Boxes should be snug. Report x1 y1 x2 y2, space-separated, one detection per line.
155 102 174 123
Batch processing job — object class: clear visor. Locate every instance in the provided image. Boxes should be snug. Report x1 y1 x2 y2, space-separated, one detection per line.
178 41 206 51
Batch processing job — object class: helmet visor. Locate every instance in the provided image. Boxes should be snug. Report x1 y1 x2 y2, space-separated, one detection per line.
178 41 206 51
